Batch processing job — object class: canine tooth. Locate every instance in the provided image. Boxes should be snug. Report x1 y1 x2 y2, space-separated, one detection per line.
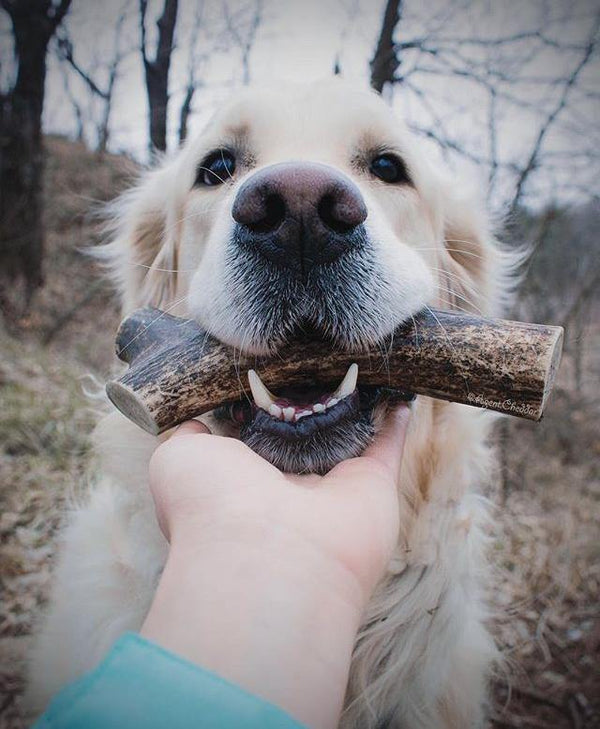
269 403 283 418
312 403 325 413
283 407 295 422
248 369 277 411
332 363 358 400
327 397 339 409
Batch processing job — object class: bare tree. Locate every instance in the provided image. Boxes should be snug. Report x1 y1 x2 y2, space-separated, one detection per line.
370 0 401 94
223 0 263 86
58 59 84 142
507 20 600 216
178 1 206 144
178 0 264 144
368 1 600 211
0 0 71 310
366 1 600 499
56 3 131 153
139 0 178 154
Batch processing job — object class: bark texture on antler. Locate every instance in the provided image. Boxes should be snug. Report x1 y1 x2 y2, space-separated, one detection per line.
106 307 563 435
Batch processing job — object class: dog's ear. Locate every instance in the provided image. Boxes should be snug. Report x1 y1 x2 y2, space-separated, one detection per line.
438 183 515 317
100 162 182 313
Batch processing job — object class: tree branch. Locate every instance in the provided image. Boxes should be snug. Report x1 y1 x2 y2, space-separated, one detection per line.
509 16 600 215
56 34 109 99
139 0 148 61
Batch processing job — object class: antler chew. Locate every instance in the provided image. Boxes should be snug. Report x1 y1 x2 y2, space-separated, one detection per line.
106 307 563 435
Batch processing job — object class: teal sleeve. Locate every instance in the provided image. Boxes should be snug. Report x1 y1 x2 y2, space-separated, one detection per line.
33 632 308 729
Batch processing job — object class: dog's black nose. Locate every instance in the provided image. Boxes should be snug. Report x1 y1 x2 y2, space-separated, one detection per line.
231 162 367 272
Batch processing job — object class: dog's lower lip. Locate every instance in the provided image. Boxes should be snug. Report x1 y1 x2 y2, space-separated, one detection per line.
245 390 361 440
213 382 413 473
219 384 361 430
215 384 414 432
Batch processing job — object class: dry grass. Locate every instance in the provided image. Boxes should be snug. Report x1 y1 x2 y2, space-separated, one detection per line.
0 137 127 725
1 137 598 728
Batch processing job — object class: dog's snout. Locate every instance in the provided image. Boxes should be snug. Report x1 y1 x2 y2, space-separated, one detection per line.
232 162 367 271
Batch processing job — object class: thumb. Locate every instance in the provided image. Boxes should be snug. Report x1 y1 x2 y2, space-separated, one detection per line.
361 404 411 481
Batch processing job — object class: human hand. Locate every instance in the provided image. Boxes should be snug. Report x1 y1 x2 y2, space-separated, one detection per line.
149 405 409 603
143 405 410 729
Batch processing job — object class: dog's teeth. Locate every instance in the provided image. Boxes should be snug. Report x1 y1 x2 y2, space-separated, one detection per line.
332 363 358 400
248 369 277 412
269 403 282 418
249 365 358 422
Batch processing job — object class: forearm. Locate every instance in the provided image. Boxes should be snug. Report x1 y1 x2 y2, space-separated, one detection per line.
141 528 364 729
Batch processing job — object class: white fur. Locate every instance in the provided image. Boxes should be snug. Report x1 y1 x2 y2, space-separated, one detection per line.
27 80 511 727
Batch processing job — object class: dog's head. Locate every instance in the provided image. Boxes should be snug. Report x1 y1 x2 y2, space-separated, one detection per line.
106 80 500 473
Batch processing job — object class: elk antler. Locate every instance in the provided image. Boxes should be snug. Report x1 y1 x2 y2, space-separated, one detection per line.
106 307 563 435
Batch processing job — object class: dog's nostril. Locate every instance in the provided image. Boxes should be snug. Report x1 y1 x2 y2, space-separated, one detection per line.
318 194 356 234
232 185 287 234
248 193 286 234
318 189 367 235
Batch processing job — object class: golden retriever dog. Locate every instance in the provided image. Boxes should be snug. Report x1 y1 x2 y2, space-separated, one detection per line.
27 79 508 728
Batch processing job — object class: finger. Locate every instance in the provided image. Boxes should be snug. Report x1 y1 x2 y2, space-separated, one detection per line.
170 420 211 438
361 404 411 480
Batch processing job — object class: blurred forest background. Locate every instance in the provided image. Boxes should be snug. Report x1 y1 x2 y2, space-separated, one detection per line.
0 0 599 727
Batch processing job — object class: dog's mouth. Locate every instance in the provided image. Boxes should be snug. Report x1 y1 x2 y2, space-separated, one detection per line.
215 364 413 474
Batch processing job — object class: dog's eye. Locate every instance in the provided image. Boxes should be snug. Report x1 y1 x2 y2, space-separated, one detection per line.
369 154 410 184
195 150 236 187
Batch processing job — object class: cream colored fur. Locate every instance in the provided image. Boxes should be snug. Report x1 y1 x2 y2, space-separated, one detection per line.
27 80 508 728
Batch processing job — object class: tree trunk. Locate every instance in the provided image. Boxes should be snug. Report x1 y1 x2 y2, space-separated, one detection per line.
144 60 169 153
0 0 71 309
141 0 178 154
0 14 48 303
370 0 402 94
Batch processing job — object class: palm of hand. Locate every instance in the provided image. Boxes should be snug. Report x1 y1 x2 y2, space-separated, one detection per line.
149 408 408 605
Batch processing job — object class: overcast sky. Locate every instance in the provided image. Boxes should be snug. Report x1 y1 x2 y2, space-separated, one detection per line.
2 0 599 209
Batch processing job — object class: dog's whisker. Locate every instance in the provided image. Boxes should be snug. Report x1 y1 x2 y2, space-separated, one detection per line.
428 264 476 286
195 165 229 186
415 245 486 261
220 149 235 182
116 295 189 357
436 298 480 316
429 267 483 309
410 314 420 350
128 262 197 274
435 285 484 315
160 201 228 235
429 262 482 308
424 304 459 360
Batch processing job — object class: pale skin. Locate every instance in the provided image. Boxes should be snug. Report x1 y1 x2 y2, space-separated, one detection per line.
141 404 411 729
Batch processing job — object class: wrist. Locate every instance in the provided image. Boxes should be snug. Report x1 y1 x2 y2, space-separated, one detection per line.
142 526 364 729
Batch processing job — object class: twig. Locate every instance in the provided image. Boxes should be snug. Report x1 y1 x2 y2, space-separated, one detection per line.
494 680 567 712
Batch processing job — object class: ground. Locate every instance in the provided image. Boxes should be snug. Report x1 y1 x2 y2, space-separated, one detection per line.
1 137 598 728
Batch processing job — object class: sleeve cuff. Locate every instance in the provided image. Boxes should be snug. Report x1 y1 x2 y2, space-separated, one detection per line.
34 632 308 729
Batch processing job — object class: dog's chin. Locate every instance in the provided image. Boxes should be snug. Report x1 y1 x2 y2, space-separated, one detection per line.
242 412 375 475
214 386 412 475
